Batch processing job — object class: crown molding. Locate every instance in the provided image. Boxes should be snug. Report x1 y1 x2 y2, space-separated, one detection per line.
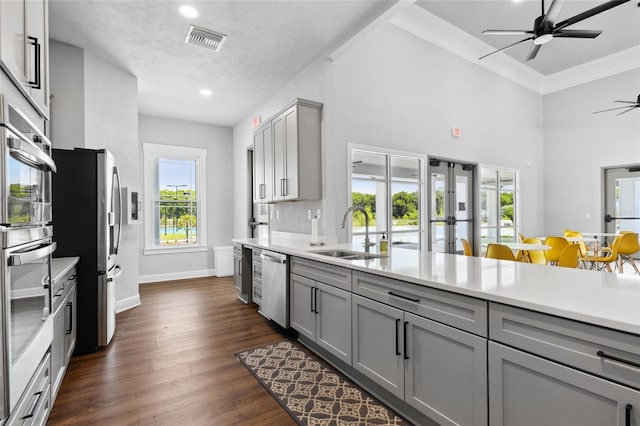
542 45 640 94
389 4 639 96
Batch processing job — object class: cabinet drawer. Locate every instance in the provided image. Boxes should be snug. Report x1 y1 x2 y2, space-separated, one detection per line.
253 260 262 278
290 257 351 291
489 302 640 390
7 352 51 426
252 248 262 261
353 271 487 337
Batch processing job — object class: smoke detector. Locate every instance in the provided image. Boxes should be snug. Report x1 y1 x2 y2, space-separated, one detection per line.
185 25 227 52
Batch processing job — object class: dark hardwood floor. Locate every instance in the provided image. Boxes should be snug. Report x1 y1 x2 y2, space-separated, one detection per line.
48 277 296 425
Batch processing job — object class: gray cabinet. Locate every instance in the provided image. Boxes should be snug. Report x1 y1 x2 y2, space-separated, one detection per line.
253 122 273 203
290 268 351 364
253 99 322 203
352 293 488 425
233 244 252 303
51 265 77 401
489 341 640 426
252 248 262 306
6 352 51 426
0 0 50 119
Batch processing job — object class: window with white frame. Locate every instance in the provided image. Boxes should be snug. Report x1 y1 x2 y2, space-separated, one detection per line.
349 146 425 250
143 143 207 253
480 167 518 244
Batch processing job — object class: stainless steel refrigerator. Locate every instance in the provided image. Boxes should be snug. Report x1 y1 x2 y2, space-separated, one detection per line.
51 148 122 354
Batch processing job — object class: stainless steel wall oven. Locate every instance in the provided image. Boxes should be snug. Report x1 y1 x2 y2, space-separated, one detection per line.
1 93 56 421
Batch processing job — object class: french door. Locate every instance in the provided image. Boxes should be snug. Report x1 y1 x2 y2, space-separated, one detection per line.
604 165 640 238
428 159 475 254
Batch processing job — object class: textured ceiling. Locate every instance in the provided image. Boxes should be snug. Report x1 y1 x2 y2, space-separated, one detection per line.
49 0 393 127
415 0 640 75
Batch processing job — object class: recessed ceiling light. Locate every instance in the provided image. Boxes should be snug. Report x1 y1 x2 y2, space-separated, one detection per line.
199 89 212 96
179 5 199 19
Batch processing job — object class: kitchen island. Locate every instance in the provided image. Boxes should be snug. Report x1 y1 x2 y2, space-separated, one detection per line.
233 237 640 426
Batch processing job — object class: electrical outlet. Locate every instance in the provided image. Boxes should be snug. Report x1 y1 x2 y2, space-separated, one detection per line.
276 210 280 219
316 209 321 219
308 210 312 220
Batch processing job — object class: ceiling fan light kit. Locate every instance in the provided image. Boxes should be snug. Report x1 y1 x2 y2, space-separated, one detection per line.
480 0 630 60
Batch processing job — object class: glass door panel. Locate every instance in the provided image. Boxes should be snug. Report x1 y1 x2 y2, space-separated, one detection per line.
604 166 640 239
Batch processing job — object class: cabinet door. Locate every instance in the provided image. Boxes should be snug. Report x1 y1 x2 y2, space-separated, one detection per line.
233 256 242 292
352 294 404 399
51 303 65 397
64 286 77 362
290 273 316 340
282 106 298 200
272 112 285 201
25 0 49 117
316 282 351 364
405 312 487 426
489 342 640 426
253 124 272 202
0 0 27 82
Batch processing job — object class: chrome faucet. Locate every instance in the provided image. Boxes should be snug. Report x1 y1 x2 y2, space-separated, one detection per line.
341 205 376 253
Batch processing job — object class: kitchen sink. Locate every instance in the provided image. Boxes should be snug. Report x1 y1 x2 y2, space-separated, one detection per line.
311 249 387 260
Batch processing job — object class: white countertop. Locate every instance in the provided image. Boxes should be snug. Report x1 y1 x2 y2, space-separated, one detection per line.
234 237 640 335
51 257 79 284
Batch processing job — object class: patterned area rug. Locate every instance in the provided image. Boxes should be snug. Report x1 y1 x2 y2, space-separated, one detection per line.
236 340 409 425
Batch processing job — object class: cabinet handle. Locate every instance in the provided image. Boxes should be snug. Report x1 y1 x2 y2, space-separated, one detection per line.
388 291 420 303
313 287 320 314
66 302 73 335
626 404 632 426
259 183 265 199
280 178 288 196
27 36 42 90
597 350 640 369
21 391 43 420
395 319 401 356
403 321 409 360
310 286 314 313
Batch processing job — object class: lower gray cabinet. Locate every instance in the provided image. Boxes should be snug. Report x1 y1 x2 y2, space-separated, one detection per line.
352 294 488 425
51 266 77 402
290 273 351 364
489 341 640 426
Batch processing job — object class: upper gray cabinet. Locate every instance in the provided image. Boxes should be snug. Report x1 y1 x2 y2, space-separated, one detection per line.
0 0 50 120
253 99 322 203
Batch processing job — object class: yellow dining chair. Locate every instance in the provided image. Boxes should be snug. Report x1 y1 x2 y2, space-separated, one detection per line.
522 237 547 265
616 232 640 274
544 236 570 266
583 234 622 272
558 244 580 268
486 244 516 261
563 230 589 267
461 238 473 256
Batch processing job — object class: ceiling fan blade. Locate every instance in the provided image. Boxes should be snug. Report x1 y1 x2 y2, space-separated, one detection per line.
616 106 638 116
482 30 533 36
479 37 533 60
614 100 638 104
555 0 630 31
554 29 602 38
541 0 567 27
593 105 638 114
526 44 541 61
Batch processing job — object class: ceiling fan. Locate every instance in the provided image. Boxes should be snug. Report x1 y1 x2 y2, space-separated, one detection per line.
593 94 640 115
479 0 630 61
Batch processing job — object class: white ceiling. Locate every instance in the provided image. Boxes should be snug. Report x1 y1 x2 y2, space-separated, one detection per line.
49 0 393 127
49 1 640 127
415 0 640 75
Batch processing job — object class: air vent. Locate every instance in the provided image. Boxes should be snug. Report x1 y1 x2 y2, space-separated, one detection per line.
185 25 227 51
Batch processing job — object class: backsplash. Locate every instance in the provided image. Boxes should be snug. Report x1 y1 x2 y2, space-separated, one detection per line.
269 200 323 235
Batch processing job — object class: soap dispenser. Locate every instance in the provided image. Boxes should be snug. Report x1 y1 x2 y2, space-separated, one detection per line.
380 234 388 254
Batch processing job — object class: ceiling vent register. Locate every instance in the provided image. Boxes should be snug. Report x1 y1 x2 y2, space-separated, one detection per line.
185 25 227 51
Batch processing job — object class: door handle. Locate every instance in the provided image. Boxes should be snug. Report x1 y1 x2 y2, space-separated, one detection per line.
65 301 73 335
10 242 56 265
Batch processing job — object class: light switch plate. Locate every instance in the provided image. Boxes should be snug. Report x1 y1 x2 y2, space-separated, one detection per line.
316 209 321 219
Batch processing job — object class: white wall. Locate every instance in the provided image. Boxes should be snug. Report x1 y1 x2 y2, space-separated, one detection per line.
543 68 640 235
233 23 545 241
138 114 234 281
49 40 84 149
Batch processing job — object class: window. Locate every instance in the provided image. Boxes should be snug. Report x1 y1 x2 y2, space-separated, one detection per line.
349 146 425 250
143 143 207 253
480 167 518 244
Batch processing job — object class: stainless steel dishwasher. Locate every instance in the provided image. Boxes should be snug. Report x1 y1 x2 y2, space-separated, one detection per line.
259 250 289 328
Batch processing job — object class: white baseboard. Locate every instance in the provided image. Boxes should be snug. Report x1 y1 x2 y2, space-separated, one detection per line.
138 269 216 284
116 294 141 313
